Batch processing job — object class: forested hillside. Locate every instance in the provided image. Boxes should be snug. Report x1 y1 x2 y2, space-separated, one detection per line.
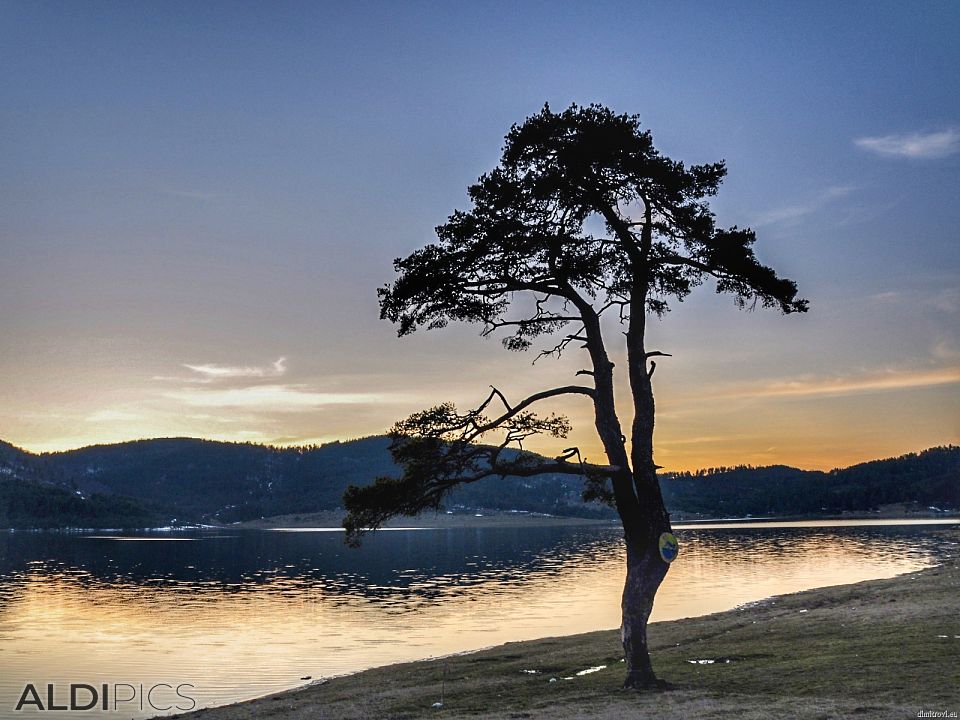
659 446 959 516
0 437 956 528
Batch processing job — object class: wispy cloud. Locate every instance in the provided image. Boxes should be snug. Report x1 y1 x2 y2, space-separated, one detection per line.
163 384 398 411
85 409 144 423
268 434 345 446
181 357 287 380
737 367 960 400
152 375 208 383
867 291 902 303
854 129 960 159
823 185 856 199
925 288 960 314
752 185 856 227
657 435 749 446
932 341 960 362
751 204 812 227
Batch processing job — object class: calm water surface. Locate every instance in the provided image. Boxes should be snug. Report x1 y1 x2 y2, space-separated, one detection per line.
0 519 956 718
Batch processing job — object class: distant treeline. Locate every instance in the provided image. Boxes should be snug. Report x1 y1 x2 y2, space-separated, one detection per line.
659 446 959 516
0 437 956 528
0 478 158 528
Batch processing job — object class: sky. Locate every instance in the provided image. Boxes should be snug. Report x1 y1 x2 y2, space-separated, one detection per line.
1 0 958 470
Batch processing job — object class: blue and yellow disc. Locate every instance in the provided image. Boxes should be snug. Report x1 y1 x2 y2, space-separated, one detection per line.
658 532 679 563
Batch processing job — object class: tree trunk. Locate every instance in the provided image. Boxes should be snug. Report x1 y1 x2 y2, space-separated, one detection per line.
621 529 670 688
570 273 673 688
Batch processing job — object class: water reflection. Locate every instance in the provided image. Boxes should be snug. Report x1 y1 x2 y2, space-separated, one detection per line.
0 521 955 719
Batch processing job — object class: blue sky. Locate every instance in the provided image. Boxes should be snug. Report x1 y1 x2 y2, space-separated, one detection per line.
1 1 958 468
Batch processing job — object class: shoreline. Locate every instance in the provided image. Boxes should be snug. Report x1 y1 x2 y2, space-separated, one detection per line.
231 509 618 530
226 508 960 531
2 509 957 533
170 528 960 720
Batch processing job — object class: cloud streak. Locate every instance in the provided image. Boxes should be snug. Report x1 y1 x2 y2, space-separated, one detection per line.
752 185 856 227
854 129 959 159
163 384 399 411
182 357 287 379
737 367 960 400
85 409 144 423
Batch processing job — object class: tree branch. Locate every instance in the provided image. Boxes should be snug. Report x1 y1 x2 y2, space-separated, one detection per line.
462 458 621 484
473 385 595 435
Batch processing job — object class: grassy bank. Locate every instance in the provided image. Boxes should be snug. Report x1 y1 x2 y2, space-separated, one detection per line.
174 537 959 720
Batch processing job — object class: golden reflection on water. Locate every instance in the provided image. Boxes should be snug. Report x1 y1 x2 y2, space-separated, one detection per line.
0 521 954 718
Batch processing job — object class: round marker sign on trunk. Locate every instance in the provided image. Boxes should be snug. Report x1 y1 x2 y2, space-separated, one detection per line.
658 532 678 563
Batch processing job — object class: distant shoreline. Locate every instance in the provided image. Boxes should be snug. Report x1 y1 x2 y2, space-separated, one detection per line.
2 508 957 532
230 509 618 530
222 506 960 530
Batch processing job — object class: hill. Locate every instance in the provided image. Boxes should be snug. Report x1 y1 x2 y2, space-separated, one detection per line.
0 438 956 528
659 446 960 517
0 439 162 527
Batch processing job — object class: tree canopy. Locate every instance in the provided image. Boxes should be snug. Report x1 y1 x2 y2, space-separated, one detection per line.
379 103 805 341
344 103 806 544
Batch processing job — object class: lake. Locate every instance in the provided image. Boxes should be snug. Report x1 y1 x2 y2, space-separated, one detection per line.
0 519 956 718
